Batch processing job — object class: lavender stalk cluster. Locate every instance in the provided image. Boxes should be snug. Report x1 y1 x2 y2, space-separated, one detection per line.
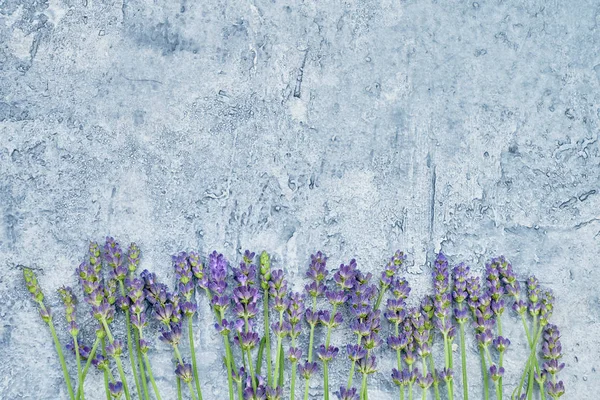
23 241 566 400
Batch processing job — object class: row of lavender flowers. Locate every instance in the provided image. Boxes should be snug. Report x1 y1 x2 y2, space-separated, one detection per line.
23 237 565 400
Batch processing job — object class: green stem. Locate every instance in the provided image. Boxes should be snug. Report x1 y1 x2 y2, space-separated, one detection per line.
120 281 142 400
497 318 503 400
214 306 235 400
324 362 329 400
256 336 266 377
77 336 100 400
304 379 310 400
188 317 204 400
494 382 501 400
479 347 489 400
102 338 110 400
427 354 440 400
73 335 84 400
274 336 283 387
134 329 150 400
247 349 258 393
102 366 111 400
360 372 367 400
408 364 414 400
237 379 244 400
514 325 544 400
459 323 468 400
187 381 198 400
374 284 387 312
177 377 182 400
291 361 298 400
143 353 162 400
527 316 538 400
100 319 131 400
304 297 318 400
279 344 284 388
442 332 451 400
263 288 273 386
347 334 361 388
46 316 76 400
223 336 236 400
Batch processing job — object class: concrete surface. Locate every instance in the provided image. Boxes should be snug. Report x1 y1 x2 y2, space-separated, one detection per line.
1 0 599 398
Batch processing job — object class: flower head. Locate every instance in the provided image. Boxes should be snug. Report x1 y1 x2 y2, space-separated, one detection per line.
317 345 339 362
175 362 193 383
108 381 123 398
335 386 359 400
298 361 319 379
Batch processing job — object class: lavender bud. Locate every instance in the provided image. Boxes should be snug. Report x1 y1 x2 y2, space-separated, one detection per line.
108 381 123 398
298 362 319 379
287 347 302 363
335 386 359 400
175 362 193 383
316 345 339 362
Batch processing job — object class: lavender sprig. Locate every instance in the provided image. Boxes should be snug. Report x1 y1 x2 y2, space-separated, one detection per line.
452 263 469 400
233 250 261 394
433 253 453 400
58 286 84 400
206 251 235 400
303 251 328 400
259 251 273 387
105 237 143 400
286 292 305 400
24 268 76 400
174 251 203 400
269 268 289 389
387 275 410 400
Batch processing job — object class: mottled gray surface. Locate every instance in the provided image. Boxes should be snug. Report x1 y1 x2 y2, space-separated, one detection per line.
1 0 599 398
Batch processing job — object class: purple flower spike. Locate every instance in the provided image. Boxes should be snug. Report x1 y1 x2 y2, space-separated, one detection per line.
326 290 348 306
356 355 377 374
333 260 357 290
175 362 193 383
387 334 408 351
208 251 228 295
546 381 565 399
493 336 511 353
266 386 282 400
316 345 339 362
306 252 328 283
391 368 413 386
298 361 319 379
416 371 434 389
235 331 260 350
287 347 302 363
439 368 453 382
159 324 182 346
336 386 359 400
106 339 123 357
108 381 123 398
346 344 367 362
92 353 109 371
489 364 505 381
104 237 127 281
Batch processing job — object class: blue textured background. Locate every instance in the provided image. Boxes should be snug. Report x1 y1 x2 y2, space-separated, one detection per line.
1 0 598 398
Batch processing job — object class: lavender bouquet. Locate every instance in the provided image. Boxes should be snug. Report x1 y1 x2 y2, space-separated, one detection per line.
23 238 565 400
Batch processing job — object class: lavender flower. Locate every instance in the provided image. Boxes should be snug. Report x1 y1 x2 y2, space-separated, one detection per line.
335 386 359 400
159 324 183 346
298 362 319 379
109 381 124 398
317 345 339 362
104 237 127 281
175 362 194 383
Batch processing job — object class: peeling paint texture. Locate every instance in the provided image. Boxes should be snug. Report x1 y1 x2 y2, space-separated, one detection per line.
1 0 599 398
